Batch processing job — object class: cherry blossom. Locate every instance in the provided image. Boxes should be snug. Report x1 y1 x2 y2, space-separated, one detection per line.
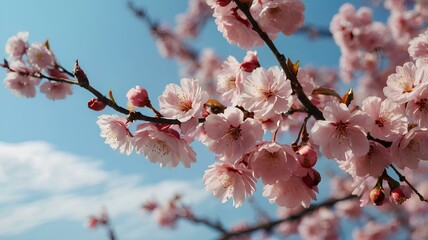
159 78 209 122
26 42 54 71
40 81 72 100
344 141 391 178
3 71 38 98
4 31 28 59
391 127 428 169
96 114 134 155
134 123 196 168
383 62 426 104
239 66 293 120
298 208 338 240
203 161 256 207
203 107 263 162
250 0 305 36
310 101 373 161
361 96 407 141
211 1 267 48
249 141 298 184
406 85 428 128
263 174 318 208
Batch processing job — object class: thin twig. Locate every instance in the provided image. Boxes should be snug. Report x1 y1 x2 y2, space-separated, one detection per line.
389 164 428 202
232 0 324 121
217 194 357 240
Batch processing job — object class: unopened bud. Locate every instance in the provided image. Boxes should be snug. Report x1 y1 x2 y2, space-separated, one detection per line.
88 98 106 111
297 145 317 168
73 60 89 86
126 85 150 108
370 187 385 206
302 168 321 188
87 217 98 229
390 186 411 205
216 0 231 7
142 200 158 212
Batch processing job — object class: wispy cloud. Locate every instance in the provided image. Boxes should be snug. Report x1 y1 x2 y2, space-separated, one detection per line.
0 141 208 238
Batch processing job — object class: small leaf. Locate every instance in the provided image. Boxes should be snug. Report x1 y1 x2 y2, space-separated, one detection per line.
341 89 353 106
312 87 341 99
109 90 117 105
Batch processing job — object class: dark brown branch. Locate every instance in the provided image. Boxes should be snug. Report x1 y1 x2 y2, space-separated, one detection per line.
217 194 357 240
232 0 325 121
181 214 227 234
2 62 205 125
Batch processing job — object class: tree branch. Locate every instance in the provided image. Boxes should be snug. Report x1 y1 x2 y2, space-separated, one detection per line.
232 0 325 121
217 194 357 239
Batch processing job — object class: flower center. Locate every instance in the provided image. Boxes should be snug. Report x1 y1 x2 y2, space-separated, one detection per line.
227 126 241 140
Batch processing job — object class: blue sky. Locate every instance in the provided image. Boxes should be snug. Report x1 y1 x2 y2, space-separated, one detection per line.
0 0 369 239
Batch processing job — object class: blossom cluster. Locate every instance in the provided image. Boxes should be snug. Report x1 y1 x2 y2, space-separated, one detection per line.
3 0 428 230
3 32 72 99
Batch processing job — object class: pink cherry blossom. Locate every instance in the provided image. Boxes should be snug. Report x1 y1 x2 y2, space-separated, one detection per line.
352 220 399 240
159 78 208 122
96 114 133 155
263 175 317 208
40 81 72 100
250 0 305 36
361 96 407 141
3 72 39 98
391 127 428 169
345 141 391 178
216 56 242 105
212 2 267 49
406 85 428 128
383 62 426 104
204 107 263 162
134 123 196 168
249 141 298 184
239 66 293 119
298 208 338 240
153 202 179 229
126 85 149 108
26 42 54 71
310 101 373 161
203 161 256 207
4 32 28 59
409 30 428 61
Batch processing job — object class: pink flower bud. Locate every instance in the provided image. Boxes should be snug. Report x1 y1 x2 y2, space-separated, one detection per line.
87 217 98 229
240 60 260 72
370 187 385 206
302 168 321 188
297 145 317 168
142 200 158 212
126 85 150 108
88 98 106 111
390 186 411 204
216 0 231 7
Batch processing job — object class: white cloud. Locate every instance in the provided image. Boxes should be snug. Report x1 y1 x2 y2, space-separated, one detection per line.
0 141 208 238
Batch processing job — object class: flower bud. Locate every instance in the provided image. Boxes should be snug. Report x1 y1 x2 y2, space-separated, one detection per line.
370 187 385 206
297 145 317 168
216 0 231 7
86 217 98 229
88 98 106 111
302 168 321 188
390 186 411 204
142 200 158 212
126 85 150 108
